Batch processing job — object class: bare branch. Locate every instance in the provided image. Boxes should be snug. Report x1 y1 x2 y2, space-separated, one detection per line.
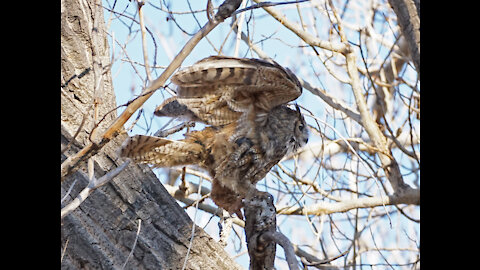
232 0 309 17
297 78 362 124
388 0 420 74
164 182 246 228
230 23 362 125
277 188 419 216
259 231 299 270
136 0 153 83
61 160 130 219
321 0 413 195
252 0 349 54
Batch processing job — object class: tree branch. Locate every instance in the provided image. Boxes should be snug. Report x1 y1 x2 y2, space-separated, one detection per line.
61 160 130 219
136 0 153 83
259 231 299 270
244 191 277 270
230 21 362 125
252 0 350 54
297 78 362 124
277 188 419 216
387 0 420 74
323 0 413 195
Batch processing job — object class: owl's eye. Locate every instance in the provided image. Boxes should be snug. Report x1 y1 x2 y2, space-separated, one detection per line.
298 124 304 131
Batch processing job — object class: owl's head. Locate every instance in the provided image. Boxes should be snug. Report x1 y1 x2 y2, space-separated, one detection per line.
262 104 309 158
273 104 309 157
289 104 309 152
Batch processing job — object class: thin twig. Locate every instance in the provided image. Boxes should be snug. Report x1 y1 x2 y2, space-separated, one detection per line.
233 0 248 57
252 0 350 54
122 219 142 270
100 3 158 69
61 112 87 155
154 121 196 137
303 113 386 190
136 0 153 83
61 179 78 204
61 160 130 219
60 238 69 263
181 177 204 270
232 0 310 17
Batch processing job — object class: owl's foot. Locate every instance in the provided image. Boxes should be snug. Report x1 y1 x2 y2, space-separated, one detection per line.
221 197 244 220
211 179 245 219
229 200 244 220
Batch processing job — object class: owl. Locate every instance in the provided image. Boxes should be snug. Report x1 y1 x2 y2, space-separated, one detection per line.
119 56 309 217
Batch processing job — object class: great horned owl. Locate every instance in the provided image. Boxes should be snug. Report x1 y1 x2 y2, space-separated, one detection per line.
120 56 309 217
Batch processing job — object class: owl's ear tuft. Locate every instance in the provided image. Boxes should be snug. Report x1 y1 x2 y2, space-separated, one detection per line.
294 103 301 115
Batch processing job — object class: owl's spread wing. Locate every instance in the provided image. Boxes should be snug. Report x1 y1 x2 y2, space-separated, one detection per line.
160 56 302 126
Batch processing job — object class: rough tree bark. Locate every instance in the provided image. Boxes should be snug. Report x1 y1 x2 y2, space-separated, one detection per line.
244 192 277 270
244 192 299 270
388 0 420 74
60 0 242 269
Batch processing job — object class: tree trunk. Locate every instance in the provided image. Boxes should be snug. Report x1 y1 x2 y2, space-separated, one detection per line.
60 0 242 269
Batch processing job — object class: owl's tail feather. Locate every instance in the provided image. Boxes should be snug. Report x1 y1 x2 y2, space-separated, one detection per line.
119 135 204 167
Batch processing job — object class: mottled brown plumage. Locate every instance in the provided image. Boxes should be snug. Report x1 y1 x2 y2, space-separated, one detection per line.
120 56 309 217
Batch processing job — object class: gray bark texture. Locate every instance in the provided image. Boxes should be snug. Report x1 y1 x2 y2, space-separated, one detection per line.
60 0 242 269
388 0 420 74
244 192 277 270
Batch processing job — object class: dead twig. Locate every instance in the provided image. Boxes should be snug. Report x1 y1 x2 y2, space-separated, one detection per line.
61 111 87 155
136 0 153 83
121 219 142 270
61 160 130 219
